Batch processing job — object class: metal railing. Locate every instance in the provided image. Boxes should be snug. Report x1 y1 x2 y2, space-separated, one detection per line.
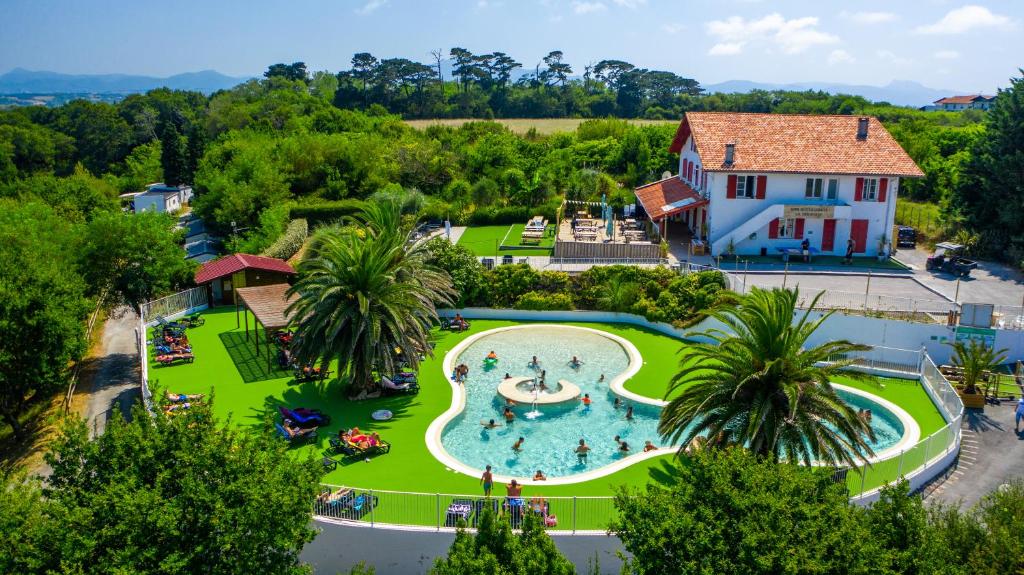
315 348 963 528
139 286 209 325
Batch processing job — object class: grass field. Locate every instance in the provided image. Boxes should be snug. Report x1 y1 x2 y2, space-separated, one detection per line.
405 118 676 135
896 199 946 246
456 224 554 257
151 310 947 510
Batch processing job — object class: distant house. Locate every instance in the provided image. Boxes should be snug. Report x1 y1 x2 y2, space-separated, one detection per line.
132 183 194 214
929 95 996 111
195 253 296 306
646 112 924 257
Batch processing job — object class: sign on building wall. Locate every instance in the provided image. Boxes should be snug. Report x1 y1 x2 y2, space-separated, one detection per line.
954 325 997 348
784 205 836 219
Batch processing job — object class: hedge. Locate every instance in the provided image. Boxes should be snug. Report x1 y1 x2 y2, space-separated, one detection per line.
289 200 364 228
261 218 308 261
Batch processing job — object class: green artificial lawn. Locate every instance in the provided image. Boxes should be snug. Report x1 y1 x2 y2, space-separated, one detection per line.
150 310 949 527
456 225 554 257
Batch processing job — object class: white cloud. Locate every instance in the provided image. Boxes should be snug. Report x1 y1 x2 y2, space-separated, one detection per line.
915 5 1013 34
573 1 606 14
827 49 855 65
661 22 685 35
611 0 646 7
840 11 897 24
876 50 912 66
934 49 960 59
705 13 838 55
709 42 745 56
355 0 386 14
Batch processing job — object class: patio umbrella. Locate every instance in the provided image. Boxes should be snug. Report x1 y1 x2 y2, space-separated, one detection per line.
605 203 614 238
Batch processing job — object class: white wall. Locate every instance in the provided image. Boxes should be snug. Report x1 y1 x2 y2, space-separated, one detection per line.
703 172 898 256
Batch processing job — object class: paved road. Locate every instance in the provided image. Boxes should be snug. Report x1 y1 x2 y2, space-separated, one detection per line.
897 248 1024 306
301 521 626 575
925 401 1024 509
83 309 141 437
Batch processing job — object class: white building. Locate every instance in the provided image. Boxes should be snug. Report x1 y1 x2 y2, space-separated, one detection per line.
132 183 194 214
636 112 924 258
931 95 996 111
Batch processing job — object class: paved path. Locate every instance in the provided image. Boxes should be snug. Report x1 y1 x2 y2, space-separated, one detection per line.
740 273 943 301
896 248 1024 306
302 520 626 575
82 309 141 437
925 402 1024 509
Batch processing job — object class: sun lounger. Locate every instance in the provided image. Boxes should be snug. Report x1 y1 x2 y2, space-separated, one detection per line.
275 422 317 443
381 376 420 396
278 406 331 428
155 352 194 366
445 498 476 527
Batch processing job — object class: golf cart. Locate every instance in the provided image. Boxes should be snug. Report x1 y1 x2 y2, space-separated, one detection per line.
926 242 978 277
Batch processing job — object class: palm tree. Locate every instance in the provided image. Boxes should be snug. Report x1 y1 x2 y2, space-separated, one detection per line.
948 338 1007 395
658 287 877 469
596 275 638 313
286 201 456 396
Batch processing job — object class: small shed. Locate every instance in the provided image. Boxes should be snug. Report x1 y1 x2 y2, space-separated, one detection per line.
235 284 298 370
195 253 296 306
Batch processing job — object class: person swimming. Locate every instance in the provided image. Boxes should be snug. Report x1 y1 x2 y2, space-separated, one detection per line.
533 469 547 481
625 405 634 420
643 440 657 452
482 419 500 429
512 436 525 452
486 351 498 360
538 380 549 392
581 394 592 408
569 356 582 368
504 373 511 379
575 439 590 461
613 397 622 409
598 374 605 383
528 355 540 368
503 407 516 422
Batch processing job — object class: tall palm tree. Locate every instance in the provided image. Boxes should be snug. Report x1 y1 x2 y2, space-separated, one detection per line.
658 287 877 469
286 201 456 395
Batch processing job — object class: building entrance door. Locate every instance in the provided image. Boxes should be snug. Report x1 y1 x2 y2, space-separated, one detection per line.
851 219 869 253
821 219 836 252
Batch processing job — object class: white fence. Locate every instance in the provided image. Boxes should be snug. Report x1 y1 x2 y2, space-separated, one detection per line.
139 286 209 326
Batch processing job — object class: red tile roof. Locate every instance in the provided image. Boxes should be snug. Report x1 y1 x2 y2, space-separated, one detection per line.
934 95 992 104
634 177 707 219
669 112 924 178
195 253 296 284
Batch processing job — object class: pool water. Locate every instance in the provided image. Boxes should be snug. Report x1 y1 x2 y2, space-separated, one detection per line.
440 325 905 479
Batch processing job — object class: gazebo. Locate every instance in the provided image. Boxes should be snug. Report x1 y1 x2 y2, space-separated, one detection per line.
235 283 298 370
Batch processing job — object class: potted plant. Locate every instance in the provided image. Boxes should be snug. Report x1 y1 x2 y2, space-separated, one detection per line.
726 237 736 259
948 339 1007 409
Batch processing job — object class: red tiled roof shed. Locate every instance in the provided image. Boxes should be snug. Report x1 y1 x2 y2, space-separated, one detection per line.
634 177 708 219
195 254 295 284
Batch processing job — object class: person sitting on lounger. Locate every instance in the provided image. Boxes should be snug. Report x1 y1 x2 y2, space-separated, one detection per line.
317 487 352 505
164 402 192 414
282 421 315 439
166 391 203 403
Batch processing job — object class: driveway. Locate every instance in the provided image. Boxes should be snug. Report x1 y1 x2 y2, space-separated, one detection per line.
82 309 141 437
741 273 943 301
897 248 1024 306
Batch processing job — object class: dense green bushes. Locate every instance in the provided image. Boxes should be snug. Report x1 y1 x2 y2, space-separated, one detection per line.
288 200 364 228
425 239 730 325
261 218 308 260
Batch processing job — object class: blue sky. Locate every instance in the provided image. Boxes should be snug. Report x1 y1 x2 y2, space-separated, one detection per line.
0 0 1020 90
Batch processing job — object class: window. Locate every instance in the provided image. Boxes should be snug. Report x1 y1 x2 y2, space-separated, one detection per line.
805 178 823 198
826 178 838 199
863 178 878 201
736 175 757 198
778 218 796 238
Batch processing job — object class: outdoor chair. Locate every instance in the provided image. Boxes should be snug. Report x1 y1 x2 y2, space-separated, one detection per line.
278 406 331 428
380 376 419 396
321 455 339 472
445 498 476 527
275 422 317 443
184 313 205 327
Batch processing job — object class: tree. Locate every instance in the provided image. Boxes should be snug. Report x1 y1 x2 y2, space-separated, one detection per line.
425 236 485 306
184 122 208 185
286 202 455 395
159 120 187 187
265 62 310 83
430 509 574 575
4 401 321 574
611 448 887 575
658 287 877 469
952 70 1024 263
596 275 639 313
540 51 572 88
0 201 88 439
78 210 195 313
947 338 1007 395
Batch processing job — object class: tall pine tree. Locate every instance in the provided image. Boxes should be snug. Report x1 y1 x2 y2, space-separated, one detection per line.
184 123 207 185
159 121 186 187
953 70 1024 263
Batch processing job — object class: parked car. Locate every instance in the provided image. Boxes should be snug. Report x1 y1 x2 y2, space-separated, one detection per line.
926 242 978 277
896 226 917 248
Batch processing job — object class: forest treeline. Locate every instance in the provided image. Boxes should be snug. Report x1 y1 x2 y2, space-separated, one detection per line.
1 57 1021 264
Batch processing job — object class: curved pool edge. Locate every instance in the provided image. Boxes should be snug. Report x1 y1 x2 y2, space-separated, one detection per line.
425 324 675 486
424 324 924 485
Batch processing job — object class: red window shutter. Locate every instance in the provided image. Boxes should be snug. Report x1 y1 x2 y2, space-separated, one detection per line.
683 159 689 179
794 218 805 239
688 162 694 181
878 178 888 202
727 175 737 199
768 218 779 239
756 175 767 199
854 177 864 201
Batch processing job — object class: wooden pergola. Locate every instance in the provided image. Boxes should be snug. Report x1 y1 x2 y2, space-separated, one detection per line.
235 284 298 370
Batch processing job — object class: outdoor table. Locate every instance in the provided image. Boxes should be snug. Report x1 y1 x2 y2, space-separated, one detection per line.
776 247 819 262
690 239 706 255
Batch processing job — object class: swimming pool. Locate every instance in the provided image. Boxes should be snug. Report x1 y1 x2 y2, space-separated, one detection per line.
429 324 913 483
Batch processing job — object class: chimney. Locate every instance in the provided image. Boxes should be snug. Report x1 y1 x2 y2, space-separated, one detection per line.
857 117 869 140
724 143 735 166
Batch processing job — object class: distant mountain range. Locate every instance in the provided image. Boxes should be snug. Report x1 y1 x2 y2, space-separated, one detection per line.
0 68 251 94
703 80 964 107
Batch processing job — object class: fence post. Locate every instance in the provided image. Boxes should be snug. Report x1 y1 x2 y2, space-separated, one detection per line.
896 450 904 478
370 490 375 527
572 496 577 535
436 493 441 531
